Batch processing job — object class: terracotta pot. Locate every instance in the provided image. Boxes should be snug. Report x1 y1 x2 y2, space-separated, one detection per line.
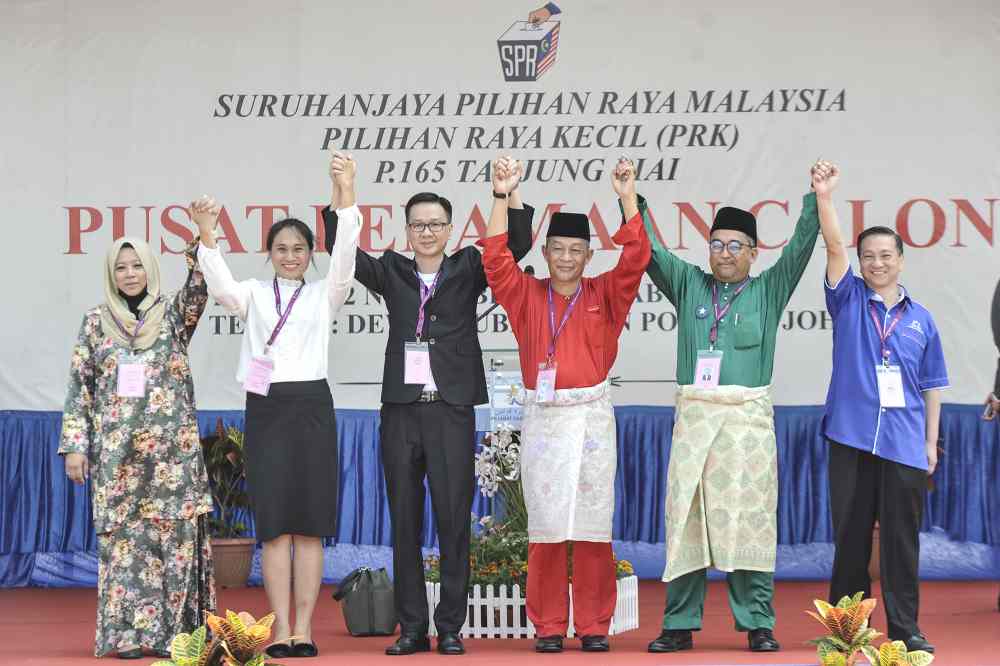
868 523 880 582
211 537 256 588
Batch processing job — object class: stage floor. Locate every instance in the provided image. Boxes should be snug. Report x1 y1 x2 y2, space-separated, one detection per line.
2 581 996 665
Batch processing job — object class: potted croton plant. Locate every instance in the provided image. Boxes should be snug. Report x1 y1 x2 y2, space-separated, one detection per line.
807 592 934 666
152 610 276 666
201 418 255 587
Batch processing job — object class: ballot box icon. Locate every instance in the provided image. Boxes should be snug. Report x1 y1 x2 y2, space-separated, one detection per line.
497 20 560 82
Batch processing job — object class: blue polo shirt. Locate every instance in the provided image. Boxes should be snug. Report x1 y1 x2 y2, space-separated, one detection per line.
822 271 949 470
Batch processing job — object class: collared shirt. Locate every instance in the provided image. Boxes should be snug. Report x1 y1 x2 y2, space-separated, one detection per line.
199 205 361 385
416 270 440 392
641 193 820 387
480 210 650 389
822 271 949 470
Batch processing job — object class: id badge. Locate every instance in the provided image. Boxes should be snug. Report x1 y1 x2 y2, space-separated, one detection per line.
244 355 275 396
536 361 557 404
116 355 147 398
404 341 431 384
876 364 906 408
693 349 723 389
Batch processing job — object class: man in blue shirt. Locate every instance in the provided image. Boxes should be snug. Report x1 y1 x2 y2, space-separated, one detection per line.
814 161 947 654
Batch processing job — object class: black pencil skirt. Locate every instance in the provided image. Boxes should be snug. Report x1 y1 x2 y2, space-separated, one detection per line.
244 379 338 543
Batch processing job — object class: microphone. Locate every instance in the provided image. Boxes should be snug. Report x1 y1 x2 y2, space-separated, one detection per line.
477 265 534 322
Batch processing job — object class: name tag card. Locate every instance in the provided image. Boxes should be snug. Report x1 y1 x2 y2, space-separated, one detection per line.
536 362 557 404
116 356 147 398
404 341 431 384
876 364 906 408
244 355 275 396
694 350 723 389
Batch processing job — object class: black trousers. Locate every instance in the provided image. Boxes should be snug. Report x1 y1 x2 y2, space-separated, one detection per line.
380 401 475 635
828 441 927 639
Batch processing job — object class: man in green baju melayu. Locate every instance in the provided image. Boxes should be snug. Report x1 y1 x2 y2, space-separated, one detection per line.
643 163 822 654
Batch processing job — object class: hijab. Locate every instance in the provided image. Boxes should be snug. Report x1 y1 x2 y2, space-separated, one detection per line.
100 237 166 350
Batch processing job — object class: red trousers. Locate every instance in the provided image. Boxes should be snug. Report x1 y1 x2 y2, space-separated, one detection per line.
526 541 617 637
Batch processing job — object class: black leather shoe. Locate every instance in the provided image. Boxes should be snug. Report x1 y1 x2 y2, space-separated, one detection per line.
116 648 142 660
902 633 935 654
535 635 563 653
265 642 293 658
580 635 609 652
385 634 431 656
437 632 465 655
748 628 780 652
647 629 693 653
292 641 319 657
152 649 171 658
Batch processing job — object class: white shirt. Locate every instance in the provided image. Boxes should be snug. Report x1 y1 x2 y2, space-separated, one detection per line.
417 271 440 392
199 205 362 385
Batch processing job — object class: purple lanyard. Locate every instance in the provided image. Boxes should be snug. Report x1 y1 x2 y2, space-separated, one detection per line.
415 271 442 341
546 282 583 361
868 300 907 365
709 278 750 347
267 278 305 349
109 296 162 349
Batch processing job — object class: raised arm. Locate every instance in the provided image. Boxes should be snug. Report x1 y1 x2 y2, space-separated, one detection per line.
760 182 821 308
812 160 849 286
59 314 97 484
169 237 209 347
505 174 534 263
324 151 387 295
191 196 252 318
327 152 362 313
631 195 698 308
599 158 650 329
482 157 533 311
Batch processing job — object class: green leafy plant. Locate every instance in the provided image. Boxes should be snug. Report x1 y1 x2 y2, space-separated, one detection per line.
806 592 882 666
861 640 935 666
201 419 251 538
151 610 276 666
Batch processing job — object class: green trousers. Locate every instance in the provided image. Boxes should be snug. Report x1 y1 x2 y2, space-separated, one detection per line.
661 569 775 632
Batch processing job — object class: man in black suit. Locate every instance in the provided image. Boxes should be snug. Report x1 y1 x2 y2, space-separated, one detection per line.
324 160 533 655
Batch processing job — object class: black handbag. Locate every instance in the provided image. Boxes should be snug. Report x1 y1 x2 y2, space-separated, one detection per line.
332 567 399 636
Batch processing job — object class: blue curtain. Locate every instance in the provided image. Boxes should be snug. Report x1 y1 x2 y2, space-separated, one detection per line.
3 404 999 587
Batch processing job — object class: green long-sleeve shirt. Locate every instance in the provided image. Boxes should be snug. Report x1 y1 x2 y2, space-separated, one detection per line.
642 193 819 387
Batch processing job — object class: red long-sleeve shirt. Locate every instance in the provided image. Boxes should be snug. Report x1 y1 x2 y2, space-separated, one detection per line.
480 211 650 389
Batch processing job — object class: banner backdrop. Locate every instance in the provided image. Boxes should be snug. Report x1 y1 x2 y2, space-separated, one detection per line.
2 1 998 410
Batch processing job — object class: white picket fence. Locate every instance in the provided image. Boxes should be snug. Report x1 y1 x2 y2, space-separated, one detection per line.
425 575 639 639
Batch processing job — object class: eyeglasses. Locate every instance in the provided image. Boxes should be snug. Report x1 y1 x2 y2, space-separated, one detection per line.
407 222 449 234
709 239 755 255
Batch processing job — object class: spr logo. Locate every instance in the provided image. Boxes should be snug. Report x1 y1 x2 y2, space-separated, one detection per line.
497 3 561 82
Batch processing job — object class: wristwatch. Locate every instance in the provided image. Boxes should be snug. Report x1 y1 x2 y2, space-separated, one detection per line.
492 182 518 199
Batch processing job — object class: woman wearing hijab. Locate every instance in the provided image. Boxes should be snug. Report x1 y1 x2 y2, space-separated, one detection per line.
191 152 361 659
59 236 215 659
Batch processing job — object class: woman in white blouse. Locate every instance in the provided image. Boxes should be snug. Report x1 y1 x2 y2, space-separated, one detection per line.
190 153 361 659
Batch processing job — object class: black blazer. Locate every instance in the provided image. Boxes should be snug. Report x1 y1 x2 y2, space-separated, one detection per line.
324 204 535 405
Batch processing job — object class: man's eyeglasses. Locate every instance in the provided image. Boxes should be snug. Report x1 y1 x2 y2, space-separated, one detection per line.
709 239 755 255
407 222 449 234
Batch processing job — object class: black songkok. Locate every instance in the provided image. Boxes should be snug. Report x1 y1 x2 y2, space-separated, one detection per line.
546 212 590 242
711 207 757 244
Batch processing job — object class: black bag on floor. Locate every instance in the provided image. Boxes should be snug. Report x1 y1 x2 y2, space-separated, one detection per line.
332 567 398 636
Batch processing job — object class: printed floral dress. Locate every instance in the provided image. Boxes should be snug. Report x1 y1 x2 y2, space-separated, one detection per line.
59 243 216 656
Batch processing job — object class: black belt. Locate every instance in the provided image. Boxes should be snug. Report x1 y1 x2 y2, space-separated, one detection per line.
417 390 440 403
